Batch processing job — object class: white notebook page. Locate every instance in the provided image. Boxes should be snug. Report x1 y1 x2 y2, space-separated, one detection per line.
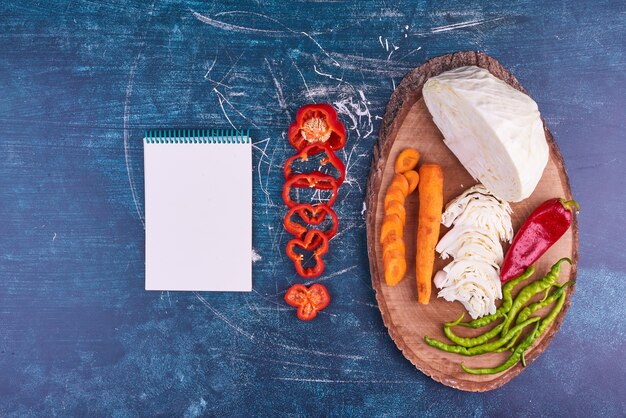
144 136 252 291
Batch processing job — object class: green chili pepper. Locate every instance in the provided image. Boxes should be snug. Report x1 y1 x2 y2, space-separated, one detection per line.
500 280 574 351
443 312 465 327
536 285 569 337
461 322 540 375
442 266 535 347
425 317 540 356
493 337 518 353
428 259 573 375
519 281 572 325
444 322 505 348
454 266 535 329
501 265 536 310
452 311 502 329
500 258 571 336
476 288 568 370
443 312 504 348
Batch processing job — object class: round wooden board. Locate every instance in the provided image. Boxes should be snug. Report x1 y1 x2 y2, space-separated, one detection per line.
365 51 579 392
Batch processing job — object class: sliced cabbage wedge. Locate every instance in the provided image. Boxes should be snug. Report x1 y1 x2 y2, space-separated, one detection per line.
434 185 512 319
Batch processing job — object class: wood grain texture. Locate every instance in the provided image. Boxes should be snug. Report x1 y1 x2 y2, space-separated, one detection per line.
366 52 578 391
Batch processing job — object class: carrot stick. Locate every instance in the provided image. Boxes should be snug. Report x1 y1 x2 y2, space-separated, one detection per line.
415 164 444 304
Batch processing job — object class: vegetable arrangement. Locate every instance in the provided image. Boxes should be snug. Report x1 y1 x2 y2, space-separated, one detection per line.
381 149 420 286
425 258 573 374
380 148 443 304
423 197 578 375
371 64 580 381
282 103 346 279
379 149 445 305
282 103 346 320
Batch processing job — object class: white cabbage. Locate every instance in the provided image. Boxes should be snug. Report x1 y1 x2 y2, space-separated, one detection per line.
423 66 549 202
436 226 503 265
434 185 512 319
440 184 513 242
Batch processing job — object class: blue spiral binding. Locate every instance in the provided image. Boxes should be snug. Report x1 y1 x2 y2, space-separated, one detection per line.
144 129 251 144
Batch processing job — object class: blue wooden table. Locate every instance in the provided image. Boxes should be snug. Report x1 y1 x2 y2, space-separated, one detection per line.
1 1 624 416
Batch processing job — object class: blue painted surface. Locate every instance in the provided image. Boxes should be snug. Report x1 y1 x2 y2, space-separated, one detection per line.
1 1 625 416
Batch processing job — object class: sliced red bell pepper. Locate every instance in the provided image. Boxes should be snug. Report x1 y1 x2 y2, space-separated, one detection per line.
286 230 329 278
284 203 338 239
284 143 346 188
284 283 331 321
282 173 338 209
288 104 346 151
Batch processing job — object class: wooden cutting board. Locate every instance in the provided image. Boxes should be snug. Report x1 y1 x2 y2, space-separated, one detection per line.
365 51 579 392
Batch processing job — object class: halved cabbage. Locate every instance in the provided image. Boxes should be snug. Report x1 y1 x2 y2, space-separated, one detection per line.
423 66 548 202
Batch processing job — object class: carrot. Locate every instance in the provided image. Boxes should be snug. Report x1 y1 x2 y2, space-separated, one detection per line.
384 254 407 286
380 214 403 244
381 217 405 287
381 227 401 245
383 246 404 266
389 174 410 196
382 237 406 260
394 148 420 174
415 164 444 304
383 187 405 210
384 199 406 225
380 150 422 287
403 170 419 194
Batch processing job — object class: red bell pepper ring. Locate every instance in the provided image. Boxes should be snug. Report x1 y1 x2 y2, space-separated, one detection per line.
282 173 338 209
284 143 346 188
288 103 346 151
286 230 329 278
284 203 338 239
284 283 331 321
501 198 579 283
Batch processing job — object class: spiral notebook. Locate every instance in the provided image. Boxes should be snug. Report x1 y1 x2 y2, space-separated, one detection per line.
143 129 252 291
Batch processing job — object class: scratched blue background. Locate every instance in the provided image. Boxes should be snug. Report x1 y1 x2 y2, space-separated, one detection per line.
1 0 625 416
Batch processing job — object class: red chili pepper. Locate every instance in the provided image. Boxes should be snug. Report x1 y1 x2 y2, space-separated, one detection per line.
284 203 338 240
282 173 338 209
284 283 331 321
288 104 346 151
286 230 329 278
501 198 579 283
284 143 346 188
